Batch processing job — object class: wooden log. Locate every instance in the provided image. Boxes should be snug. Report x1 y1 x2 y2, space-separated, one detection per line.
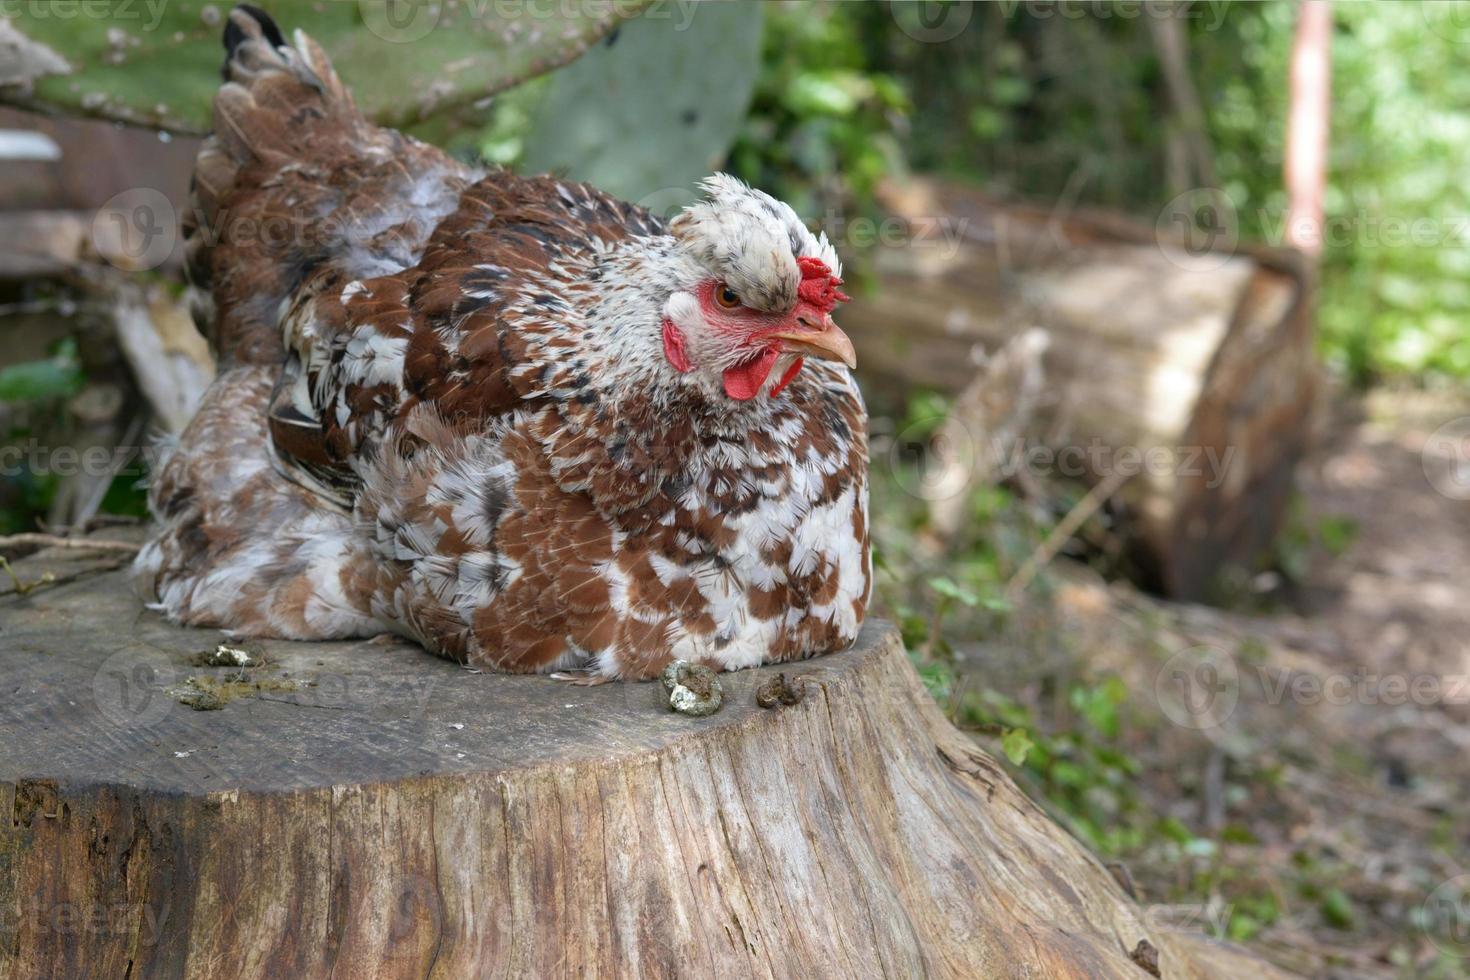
845 179 1318 599
0 554 1293 978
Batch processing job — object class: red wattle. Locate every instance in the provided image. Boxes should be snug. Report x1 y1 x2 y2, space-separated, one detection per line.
770 357 804 397
723 346 781 400
662 318 692 372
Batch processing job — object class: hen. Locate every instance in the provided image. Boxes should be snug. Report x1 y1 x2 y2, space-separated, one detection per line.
135 6 872 682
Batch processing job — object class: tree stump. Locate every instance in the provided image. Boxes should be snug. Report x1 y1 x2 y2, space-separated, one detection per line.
845 179 1319 599
1 551 1292 978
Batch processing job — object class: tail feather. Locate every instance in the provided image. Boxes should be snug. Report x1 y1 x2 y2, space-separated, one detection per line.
223 4 285 57
187 5 474 366
194 4 362 224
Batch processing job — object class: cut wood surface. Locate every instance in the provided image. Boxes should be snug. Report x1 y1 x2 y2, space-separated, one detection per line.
846 179 1318 599
1 548 1294 979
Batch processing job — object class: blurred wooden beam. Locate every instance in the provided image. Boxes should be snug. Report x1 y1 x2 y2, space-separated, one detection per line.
0 210 89 278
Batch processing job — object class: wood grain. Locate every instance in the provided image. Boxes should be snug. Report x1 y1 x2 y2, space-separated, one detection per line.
1 551 1293 978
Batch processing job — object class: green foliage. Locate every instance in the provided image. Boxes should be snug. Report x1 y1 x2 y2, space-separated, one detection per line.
6 0 642 132
958 679 1152 857
516 2 764 203
0 339 82 533
1265 494 1359 589
730 1 1470 382
1000 728 1033 767
1319 887 1357 931
1206 2 1470 384
0 339 83 404
1316 3 1470 383
726 1 909 220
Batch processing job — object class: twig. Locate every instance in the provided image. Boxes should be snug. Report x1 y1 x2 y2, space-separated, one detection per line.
1004 467 1133 602
0 556 55 596
0 557 129 598
0 533 141 555
38 514 143 535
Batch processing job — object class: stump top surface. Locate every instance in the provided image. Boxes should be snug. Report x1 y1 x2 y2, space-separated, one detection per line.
0 552 896 795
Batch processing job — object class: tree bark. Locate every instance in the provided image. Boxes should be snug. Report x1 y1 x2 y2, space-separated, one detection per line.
0 549 1298 978
846 179 1318 599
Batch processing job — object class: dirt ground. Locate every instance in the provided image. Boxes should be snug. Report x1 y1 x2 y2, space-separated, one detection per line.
1075 389 1470 977
1294 391 1470 718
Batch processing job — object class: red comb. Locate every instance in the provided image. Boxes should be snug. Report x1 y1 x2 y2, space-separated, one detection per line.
796 256 850 314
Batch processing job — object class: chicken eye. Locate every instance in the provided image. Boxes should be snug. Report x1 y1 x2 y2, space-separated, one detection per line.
714 284 742 310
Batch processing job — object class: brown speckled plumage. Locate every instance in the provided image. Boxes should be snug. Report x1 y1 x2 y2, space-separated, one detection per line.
136 6 871 681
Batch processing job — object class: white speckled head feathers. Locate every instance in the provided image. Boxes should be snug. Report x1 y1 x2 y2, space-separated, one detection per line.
669 174 842 313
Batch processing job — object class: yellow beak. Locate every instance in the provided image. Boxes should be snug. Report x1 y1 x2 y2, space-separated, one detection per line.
766 318 857 369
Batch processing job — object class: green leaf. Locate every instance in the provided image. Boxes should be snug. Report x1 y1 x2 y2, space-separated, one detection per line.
1226 914 1263 942
1317 516 1359 556
783 70 872 117
977 591 1013 613
927 575 979 608
1001 728 1033 767
911 658 953 701
1049 759 1086 788
5 0 646 133
1157 817 1193 845
1069 679 1125 739
1320 888 1356 930
518 0 763 202
0 341 82 403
